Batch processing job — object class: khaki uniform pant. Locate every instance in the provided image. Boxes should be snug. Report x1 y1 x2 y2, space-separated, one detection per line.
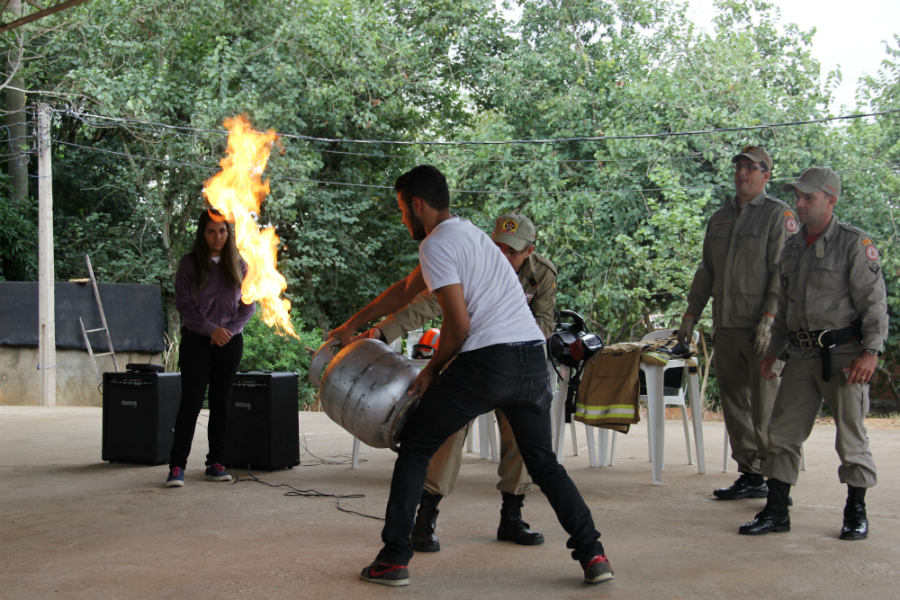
762 353 877 488
714 328 781 475
424 409 534 497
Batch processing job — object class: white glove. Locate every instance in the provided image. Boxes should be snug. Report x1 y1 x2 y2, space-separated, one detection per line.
676 315 695 349
752 314 774 356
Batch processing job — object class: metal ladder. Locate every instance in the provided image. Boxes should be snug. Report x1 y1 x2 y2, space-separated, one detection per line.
79 254 118 383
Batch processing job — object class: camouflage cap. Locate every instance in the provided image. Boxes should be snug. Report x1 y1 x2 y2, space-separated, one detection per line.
731 145 773 171
492 213 536 251
781 166 841 197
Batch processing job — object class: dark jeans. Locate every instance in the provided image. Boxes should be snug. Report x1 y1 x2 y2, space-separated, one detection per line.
168 327 243 470
379 343 604 566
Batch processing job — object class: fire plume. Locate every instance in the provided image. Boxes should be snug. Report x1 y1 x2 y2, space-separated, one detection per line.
203 115 297 339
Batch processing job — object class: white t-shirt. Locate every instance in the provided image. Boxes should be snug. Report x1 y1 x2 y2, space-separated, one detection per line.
419 216 544 353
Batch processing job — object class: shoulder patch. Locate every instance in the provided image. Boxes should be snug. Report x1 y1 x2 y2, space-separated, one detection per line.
861 238 873 246
865 245 879 261
782 211 793 218
785 218 798 233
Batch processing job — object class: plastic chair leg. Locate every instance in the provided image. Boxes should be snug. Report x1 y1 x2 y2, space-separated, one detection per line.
488 413 500 464
610 431 618 465
479 413 490 460
598 428 609 466
680 405 693 465
570 420 579 456
586 426 598 467
644 365 665 485
352 437 360 470
686 371 706 474
554 370 569 463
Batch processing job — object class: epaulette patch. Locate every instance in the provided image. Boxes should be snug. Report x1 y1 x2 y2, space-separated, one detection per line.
861 238 873 246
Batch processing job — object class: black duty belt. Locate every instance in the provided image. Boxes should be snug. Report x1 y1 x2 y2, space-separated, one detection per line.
787 322 861 382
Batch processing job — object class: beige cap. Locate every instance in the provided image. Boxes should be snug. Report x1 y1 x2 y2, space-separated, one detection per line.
492 213 536 251
781 166 841 197
731 145 773 171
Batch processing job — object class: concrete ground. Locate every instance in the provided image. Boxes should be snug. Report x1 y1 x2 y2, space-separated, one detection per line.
1 406 898 600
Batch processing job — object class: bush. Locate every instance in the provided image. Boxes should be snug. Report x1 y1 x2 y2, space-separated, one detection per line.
239 312 323 409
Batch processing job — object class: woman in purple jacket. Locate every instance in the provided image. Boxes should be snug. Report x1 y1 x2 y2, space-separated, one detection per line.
165 209 255 487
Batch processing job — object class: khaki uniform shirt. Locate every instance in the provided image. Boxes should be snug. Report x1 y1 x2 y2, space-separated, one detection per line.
375 252 558 343
767 217 888 359
686 191 797 329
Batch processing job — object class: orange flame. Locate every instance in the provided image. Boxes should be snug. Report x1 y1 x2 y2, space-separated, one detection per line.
203 115 297 339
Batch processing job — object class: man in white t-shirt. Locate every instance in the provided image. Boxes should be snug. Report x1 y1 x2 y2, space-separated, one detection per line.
329 166 612 588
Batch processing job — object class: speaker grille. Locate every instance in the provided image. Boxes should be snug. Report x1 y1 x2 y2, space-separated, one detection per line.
102 372 181 465
223 372 300 471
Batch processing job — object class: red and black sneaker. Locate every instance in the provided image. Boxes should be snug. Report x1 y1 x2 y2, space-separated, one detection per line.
582 554 614 584
360 559 410 587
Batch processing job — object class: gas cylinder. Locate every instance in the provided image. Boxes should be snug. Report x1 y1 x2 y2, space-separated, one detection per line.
308 338 422 450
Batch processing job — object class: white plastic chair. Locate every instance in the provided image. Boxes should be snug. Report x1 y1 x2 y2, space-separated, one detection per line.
593 330 706 485
550 362 581 462
470 411 500 463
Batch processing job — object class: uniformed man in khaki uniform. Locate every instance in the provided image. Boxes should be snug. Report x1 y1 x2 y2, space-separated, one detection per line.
739 167 887 540
678 146 797 500
356 213 557 552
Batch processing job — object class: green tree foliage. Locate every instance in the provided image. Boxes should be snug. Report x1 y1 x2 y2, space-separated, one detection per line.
0 177 38 281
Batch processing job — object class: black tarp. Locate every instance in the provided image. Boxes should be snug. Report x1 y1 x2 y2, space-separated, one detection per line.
0 282 165 353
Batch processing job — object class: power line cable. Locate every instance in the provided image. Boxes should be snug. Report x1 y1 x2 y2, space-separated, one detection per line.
51 109 892 167
49 107 900 146
50 136 899 196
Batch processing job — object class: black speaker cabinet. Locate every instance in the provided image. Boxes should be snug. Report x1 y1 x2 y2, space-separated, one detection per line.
222 371 300 471
102 372 181 465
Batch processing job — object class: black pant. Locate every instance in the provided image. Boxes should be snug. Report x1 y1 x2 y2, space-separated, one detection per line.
379 343 604 566
168 328 243 470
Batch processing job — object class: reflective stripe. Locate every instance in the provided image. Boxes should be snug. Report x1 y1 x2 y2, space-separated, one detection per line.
575 404 637 417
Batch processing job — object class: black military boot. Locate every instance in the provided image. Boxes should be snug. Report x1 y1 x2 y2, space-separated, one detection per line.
497 492 545 545
739 478 791 535
839 485 868 541
714 472 768 500
411 490 442 552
